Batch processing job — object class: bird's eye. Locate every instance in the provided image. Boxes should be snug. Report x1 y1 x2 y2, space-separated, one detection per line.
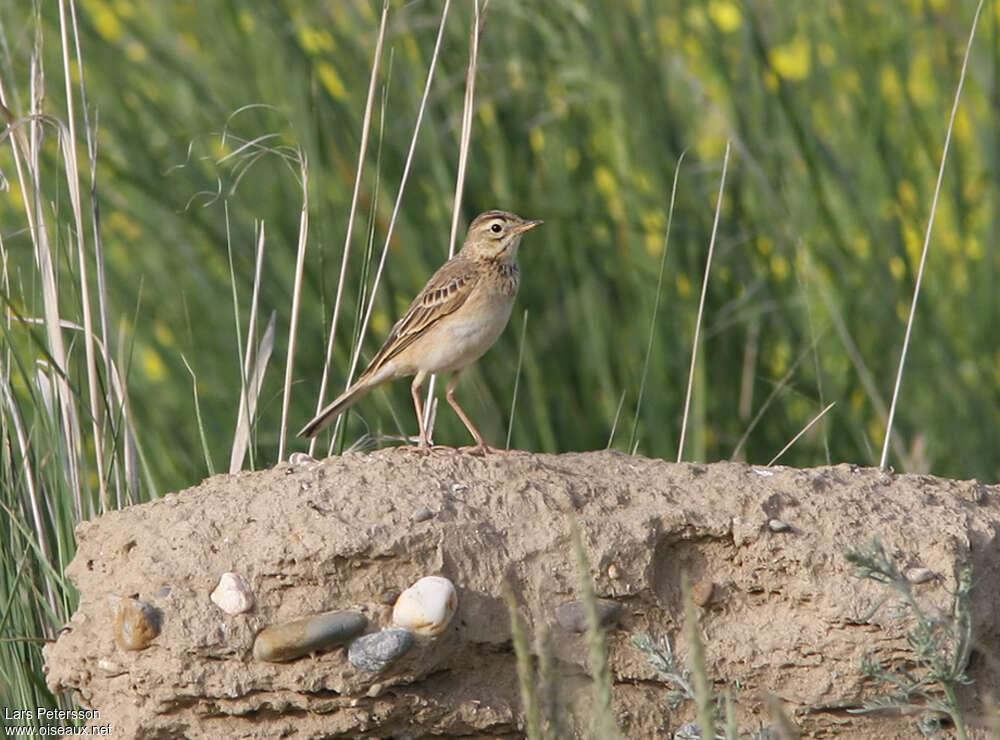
490 223 502 233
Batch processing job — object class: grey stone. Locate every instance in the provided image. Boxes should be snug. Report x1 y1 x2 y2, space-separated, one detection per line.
554 598 621 632
348 628 414 673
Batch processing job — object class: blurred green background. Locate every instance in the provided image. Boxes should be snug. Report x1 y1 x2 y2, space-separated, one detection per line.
1 0 998 723
3 0 998 493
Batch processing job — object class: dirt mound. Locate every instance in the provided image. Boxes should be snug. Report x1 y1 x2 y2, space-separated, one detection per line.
44 450 1000 738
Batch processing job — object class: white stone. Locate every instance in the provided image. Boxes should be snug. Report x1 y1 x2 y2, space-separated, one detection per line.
391 576 457 636
211 572 255 615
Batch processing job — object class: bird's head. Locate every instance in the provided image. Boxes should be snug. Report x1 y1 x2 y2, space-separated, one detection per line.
461 210 543 263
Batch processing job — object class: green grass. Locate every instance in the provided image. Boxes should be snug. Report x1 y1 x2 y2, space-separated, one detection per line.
0 0 997 727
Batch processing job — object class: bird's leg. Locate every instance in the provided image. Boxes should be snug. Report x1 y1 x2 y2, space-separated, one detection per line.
445 372 492 454
410 371 431 449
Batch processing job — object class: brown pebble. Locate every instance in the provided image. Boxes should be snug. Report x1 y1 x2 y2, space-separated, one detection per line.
690 580 714 608
110 596 161 651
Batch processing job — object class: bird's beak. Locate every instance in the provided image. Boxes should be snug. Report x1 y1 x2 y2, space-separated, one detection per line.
514 219 543 234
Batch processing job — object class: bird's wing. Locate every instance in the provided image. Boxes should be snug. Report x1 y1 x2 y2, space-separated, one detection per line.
361 256 480 378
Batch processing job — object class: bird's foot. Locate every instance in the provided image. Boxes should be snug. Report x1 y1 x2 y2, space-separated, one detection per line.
458 443 495 456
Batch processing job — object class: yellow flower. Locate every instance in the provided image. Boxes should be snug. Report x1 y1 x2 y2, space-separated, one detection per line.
851 234 870 260
768 341 790 376
478 102 496 127
707 1 741 32
645 233 663 256
142 346 166 382
907 53 935 105
125 41 148 62
154 322 175 348
770 34 811 81
317 61 347 101
889 255 905 280
84 0 122 43
108 210 142 241
880 65 901 102
238 10 255 33
965 236 983 260
530 128 545 153
298 27 335 55
676 273 692 298
770 254 790 282
655 16 679 47
594 166 617 199
953 107 971 145
897 180 917 209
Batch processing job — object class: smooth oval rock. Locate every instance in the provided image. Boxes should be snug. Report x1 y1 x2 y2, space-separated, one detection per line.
906 567 935 584
110 596 161 651
253 610 367 662
690 579 714 608
211 572 255 615
391 576 457 636
554 598 621 632
348 628 414 673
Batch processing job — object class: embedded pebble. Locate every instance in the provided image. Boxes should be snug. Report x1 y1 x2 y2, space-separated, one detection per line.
411 506 435 522
906 567 935 584
348 627 414 673
690 579 714 608
391 576 457 636
768 519 791 532
675 721 702 739
607 563 621 580
554 598 621 632
211 572 255 615
110 595 161 651
253 610 367 662
288 452 317 468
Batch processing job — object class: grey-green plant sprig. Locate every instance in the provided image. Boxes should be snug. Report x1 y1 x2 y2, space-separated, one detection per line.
844 539 973 740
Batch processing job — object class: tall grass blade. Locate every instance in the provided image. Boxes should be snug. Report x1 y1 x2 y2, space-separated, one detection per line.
880 0 984 470
503 581 543 740
230 311 276 473
768 401 835 466
344 0 452 424
678 142 730 462
506 308 528 450
309 1 388 457
570 522 620 740
629 150 685 454
278 153 310 460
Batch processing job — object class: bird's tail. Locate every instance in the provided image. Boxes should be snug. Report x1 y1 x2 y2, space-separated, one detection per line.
298 378 377 438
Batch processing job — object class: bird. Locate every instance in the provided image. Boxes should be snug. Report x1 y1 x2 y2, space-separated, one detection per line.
299 210 543 452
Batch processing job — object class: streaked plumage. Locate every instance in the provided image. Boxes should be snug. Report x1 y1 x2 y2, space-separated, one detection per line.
299 210 542 451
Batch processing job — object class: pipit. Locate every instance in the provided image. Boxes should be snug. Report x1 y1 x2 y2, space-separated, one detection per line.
299 210 543 452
